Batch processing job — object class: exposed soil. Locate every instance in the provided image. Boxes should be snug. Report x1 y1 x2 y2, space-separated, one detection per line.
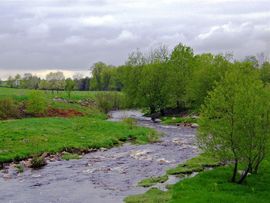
46 108 84 118
0 107 84 121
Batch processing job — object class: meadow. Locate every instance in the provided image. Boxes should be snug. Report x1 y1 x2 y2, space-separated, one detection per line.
0 87 156 164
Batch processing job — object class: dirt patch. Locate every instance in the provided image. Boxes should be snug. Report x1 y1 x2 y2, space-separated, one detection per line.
47 108 84 118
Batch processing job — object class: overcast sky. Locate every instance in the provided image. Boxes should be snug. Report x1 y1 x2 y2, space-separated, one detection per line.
0 0 270 79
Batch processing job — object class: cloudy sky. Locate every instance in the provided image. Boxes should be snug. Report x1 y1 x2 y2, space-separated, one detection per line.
0 0 270 79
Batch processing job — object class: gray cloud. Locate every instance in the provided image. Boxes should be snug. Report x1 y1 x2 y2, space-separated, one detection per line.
0 0 270 78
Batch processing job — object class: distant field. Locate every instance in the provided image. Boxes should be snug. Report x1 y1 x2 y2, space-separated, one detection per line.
0 87 112 101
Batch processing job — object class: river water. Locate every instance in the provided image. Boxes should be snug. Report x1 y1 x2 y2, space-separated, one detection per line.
0 110 199 203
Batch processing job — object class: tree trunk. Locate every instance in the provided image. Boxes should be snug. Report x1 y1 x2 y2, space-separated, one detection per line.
150 106 156 122
160 109 165 116
231 159 238 183
238 164 251 184
253 155 264 174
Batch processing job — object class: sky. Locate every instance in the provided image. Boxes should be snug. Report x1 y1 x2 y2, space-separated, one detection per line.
0 0 270 79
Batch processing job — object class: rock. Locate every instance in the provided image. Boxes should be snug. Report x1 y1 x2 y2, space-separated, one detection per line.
172 138 182 145
191 123 199 128
100 148 107 152
31 174 42 178
130 150 152 160
3 174 12 179
157 158 170 164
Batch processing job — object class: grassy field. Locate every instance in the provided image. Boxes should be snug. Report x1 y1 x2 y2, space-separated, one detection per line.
0 87 156 164
0 87 108 101
125 155 270 203
0 116 156 163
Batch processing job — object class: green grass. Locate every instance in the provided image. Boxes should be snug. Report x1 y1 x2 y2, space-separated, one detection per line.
166 154 220 175
138 175 169 187
125 188 172 203
125 154 270 203
62 152 81 160
0 87 111 101
161 116 198 125
0 116 156 164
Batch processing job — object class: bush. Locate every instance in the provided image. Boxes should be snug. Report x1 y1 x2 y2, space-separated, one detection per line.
30 155 47 169
0 98 20 119
123 117 137 129
95 92 126 113
26 92 49 115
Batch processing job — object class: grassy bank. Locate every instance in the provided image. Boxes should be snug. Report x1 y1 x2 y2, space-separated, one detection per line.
125 155 270 203
0 116 157 164
0 87 156 164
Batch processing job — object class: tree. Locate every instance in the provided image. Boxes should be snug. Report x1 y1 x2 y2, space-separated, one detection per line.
90 62 108 90
65 78 75 99
244 55 259 68
7 76 15 88
125 49 147 66
45 72 65 93
187 54 230 109
21 73 40 89
138 63 168 115
198 62 270 184
165 43 194 109
260 61 270 84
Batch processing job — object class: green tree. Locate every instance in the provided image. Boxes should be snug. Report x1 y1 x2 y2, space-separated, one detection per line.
165 43 194 109
138 63 168 115
65 78 75 99
46 72 66 93
90 62 108 90
260 61 270 84
198 62 270 184
188 54 230 109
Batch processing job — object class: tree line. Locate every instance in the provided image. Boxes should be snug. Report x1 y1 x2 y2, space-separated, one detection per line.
91 44 270 113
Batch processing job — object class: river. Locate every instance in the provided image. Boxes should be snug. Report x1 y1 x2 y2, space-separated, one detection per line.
0 110 199 203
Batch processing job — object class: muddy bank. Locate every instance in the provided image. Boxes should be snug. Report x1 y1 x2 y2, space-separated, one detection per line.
0 110 199 203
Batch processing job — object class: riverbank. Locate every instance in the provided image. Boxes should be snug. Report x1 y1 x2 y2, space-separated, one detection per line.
0 110 199 203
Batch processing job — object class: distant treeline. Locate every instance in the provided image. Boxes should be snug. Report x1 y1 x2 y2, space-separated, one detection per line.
1 43 270 113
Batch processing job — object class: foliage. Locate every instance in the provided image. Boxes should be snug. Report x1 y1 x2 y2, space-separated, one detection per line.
30 155 47 169
26 92 49 115
62 152 80 160
0 97 20 119
161 116 197 125
122 117 137 129
138 175 169 187
166 154 220 175
45 71 66 91
126 153 270 203
15 164 24 173
164 43 195 109
65 78 75 99
95 92 125 113
260 61 270 84
198 63 270 183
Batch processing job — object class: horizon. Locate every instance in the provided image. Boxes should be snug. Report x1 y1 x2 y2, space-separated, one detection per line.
1 0 270 78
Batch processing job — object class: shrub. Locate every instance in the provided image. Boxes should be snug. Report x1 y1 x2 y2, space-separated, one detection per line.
123 117 137 129
95 92 126 113
0 98 20 119
30 155 47 169
26 92 49 115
